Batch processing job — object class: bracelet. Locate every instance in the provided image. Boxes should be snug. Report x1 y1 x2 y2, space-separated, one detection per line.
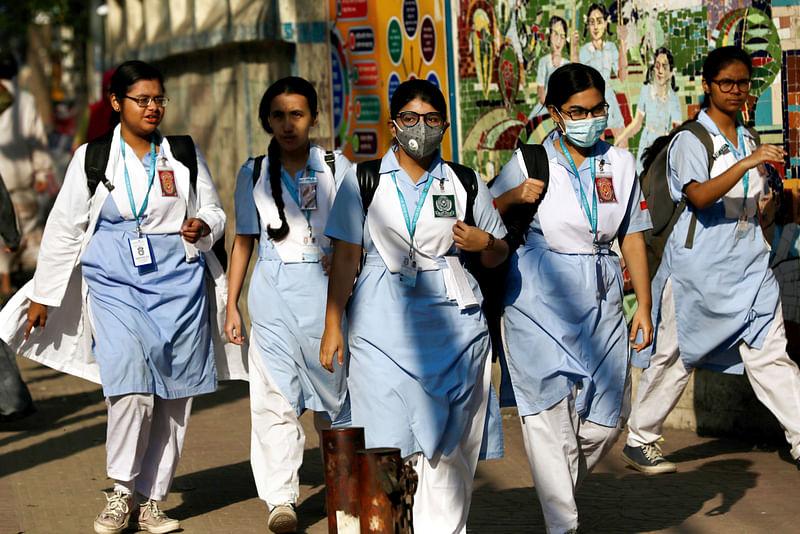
485 233 495 250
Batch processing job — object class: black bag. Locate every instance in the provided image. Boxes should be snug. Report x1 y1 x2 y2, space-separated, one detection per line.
84 132 229 269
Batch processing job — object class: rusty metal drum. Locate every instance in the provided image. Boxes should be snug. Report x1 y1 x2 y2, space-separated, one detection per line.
322 427 365 533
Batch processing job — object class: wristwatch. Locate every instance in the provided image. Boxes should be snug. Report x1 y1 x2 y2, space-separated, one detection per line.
485 233 495 250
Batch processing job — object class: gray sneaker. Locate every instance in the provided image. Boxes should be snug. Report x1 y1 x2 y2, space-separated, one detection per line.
132 499 180 533
93 490 134 534
268 503 297 533
622 443 677 474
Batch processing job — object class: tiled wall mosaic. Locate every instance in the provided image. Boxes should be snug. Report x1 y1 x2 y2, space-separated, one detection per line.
455 0 800 180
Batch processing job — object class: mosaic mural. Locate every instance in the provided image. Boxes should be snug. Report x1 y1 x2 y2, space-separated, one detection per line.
455 0 800 180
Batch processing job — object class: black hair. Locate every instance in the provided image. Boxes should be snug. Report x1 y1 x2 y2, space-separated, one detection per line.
390 79 447 121
257 76 319 241
583 2 614 39
545 63 606 110
109 60 165 126
644 47 678 92
0 51 18 79
701 46 752 109
548 16 569 54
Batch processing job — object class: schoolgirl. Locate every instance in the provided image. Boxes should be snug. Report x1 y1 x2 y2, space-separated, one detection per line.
624 46 800 474
0 60 235 534
490 63 653 534
224 77 352 533
320 79 508 534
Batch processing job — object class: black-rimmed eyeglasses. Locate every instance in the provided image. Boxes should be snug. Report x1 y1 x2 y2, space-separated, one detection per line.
124 95 170 108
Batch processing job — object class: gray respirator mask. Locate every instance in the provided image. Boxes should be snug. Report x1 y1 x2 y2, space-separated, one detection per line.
393 120 444 159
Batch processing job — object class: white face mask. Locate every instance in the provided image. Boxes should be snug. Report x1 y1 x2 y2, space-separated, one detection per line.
557 111 608 148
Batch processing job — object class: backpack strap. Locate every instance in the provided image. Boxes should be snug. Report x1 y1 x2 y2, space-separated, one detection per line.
356 159 382 215
165 135 197 189
445 161 479 226
252 155 265 188
502 144 550 250
324 150 336 178
673 121 715 250
84 131 115 195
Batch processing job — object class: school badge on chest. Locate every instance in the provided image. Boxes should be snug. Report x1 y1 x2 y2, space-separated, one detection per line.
159 169 177 197
433 194 456 217
594 176 616 203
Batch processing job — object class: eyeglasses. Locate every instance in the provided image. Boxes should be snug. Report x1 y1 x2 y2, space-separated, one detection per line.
124 95 170 108
395 110 446 128
710 79 751 93
558 102 609 120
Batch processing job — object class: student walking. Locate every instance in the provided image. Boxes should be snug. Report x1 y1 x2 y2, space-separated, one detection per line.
491 63 653 533
0 60 235 534
320 79 508 534
623 46 800 474
224 77 352 533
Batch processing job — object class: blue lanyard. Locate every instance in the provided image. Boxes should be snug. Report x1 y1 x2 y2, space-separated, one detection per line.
720 126 749 211
391 170 435 256
120 131 157 233
281 168 315 234
559 136 597 241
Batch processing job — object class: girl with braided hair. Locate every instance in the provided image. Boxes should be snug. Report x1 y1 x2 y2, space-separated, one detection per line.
224 77 353 533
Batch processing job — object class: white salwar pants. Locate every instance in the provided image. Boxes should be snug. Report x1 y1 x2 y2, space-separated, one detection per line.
105 393 192 501
248 345 330 509
405 351 492 534
520 372 631 534
627 278 800 460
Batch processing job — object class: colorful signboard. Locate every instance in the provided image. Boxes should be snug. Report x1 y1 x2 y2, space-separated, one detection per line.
329 0 453 161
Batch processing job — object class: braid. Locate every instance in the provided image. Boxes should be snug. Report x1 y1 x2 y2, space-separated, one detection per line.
266 137 290 241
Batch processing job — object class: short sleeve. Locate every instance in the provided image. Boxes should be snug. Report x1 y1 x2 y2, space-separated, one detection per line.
473 173 507 238
667 131 710 202
618 173 653 237
489 149 526 198
333 152 357 190
234 159 260 235
325 169 365 245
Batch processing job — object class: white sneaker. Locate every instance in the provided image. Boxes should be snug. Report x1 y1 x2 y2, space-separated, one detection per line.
93 491 134 534
268 503 297 533
132 498 180 534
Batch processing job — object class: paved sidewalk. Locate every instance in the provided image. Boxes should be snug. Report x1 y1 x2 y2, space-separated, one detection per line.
1 356 798 533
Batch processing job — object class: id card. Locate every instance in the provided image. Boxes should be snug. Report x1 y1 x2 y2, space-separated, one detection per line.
433 194 456 218
736 216 749 240
129 236 154 267
299 174 317 210
595 165 617 203
302 235 319 263
399 255 418 287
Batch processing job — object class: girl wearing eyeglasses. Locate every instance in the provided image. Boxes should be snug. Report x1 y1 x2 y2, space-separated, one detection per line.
224 77 353 533
320 79 508 533
1 60 230 534
624 46 800 474
490 63 653 533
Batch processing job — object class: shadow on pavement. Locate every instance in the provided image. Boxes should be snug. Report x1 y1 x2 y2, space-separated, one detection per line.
168 460 256 520
468 459 757 533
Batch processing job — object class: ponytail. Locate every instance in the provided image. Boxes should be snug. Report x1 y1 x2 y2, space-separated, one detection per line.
266 137 290 241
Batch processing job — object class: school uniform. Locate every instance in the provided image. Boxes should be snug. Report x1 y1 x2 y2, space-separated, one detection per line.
0 124 246 499
325 148 505 534
491 132 651 533
233 145 352 508
627 109 800 461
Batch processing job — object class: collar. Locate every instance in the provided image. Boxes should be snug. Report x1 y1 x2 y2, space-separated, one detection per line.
306 144 328 174
697 109 753 140
379 147 448 181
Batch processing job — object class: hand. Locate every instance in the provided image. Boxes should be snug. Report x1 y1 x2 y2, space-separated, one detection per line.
513 178 545 205
320 325 344 373
745 144 786 169
224 306 245 345
25 301 48 340
571 30 580 47
321 253 333 277
629 306 654 352
181 218 210 243
452 220 490 252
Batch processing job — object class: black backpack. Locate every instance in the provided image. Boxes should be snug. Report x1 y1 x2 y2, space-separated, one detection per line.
84 131 229 269
355 146 549 359
638 120 759 279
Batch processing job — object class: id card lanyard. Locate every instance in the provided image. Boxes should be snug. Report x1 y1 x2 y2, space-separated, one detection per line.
720 127 750 240
281 168 318 262
391 170 435 287
120 131 157 236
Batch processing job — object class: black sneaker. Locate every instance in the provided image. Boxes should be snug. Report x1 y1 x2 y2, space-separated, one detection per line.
622 443 677 474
